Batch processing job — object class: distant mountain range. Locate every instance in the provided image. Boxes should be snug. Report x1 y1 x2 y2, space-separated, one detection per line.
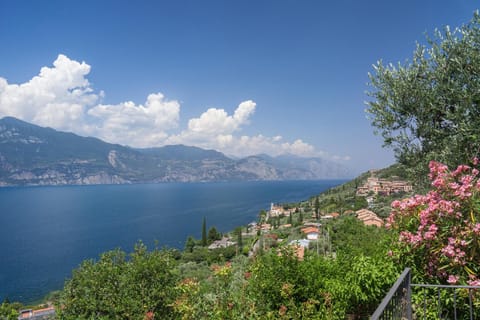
0 117 351 186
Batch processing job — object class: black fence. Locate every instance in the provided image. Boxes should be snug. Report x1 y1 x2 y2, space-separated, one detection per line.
370 268 412 320
371 268 480 320
410 283 479 320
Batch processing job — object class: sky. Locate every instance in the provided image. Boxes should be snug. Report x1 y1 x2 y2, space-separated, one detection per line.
0 1 478 175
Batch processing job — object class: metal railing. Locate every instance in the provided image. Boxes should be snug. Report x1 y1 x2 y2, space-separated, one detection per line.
371 268 480 320
411 283 479 320
370 268 412 320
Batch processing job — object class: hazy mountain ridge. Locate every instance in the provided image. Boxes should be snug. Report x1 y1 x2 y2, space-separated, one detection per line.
0 117 351 186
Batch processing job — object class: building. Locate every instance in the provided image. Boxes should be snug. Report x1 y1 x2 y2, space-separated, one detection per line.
18 307 55 320
208 237 236 250
356 175 413 196
301 226 319 240
303 222 321 227
269 203 297 218
258 223 272 232
321 212 340 219
269 203 284 217
356 209 384 227
289 239 311 248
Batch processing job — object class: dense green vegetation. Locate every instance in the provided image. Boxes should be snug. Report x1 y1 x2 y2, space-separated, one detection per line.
52 212 399 319
58 243 179 319
0 300 22 320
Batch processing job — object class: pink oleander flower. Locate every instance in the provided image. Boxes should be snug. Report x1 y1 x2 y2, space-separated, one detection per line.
423 224 438 240
449 182 460 190
467 279 480 286
388 160 480 286
441 244 456 258
473 223 480 235
452 164 471 177
447 275 459 284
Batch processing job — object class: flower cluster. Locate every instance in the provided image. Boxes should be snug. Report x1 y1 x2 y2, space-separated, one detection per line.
211 261 232 277
388 160 480 286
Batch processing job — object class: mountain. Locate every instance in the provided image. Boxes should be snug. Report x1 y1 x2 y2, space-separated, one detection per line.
0 117 351 186
235 154 350 180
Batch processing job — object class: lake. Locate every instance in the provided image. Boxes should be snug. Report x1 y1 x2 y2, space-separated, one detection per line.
0 180 345 303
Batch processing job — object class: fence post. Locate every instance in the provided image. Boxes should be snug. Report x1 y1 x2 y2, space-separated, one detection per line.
370 268 412 320
406 268 412 319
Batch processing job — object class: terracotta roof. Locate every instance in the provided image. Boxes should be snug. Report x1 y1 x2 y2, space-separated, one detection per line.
265 233 279 240
301 226 319 234
355 208 384 227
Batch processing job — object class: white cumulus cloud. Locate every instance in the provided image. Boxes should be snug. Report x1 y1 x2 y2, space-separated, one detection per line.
87 93 180 147
0 54 180 147
0 54 97 132
0 54 350 162
187 100 255 135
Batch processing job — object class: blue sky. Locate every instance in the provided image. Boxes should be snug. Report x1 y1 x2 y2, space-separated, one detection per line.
0 1 478 174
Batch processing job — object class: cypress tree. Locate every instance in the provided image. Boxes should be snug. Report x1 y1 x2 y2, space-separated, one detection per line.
201 217 207 246
235 227 243 254
298 210 303 225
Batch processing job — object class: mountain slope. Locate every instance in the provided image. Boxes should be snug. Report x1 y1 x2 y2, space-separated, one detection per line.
235 154 350 180
0 117 350 186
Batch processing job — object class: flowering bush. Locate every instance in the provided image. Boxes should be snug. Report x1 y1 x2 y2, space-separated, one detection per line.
387 160 480 285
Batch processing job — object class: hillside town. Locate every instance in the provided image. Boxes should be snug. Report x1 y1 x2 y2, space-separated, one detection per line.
207 170 415 261
356 171 413 196
208 187 390 262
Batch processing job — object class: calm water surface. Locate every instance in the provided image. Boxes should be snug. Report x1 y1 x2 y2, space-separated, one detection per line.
0 180 344 302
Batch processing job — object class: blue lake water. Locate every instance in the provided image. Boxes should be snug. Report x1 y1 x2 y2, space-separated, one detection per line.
0 180 344 303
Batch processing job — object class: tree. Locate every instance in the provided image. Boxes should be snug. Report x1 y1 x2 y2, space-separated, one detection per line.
297 210 304 225
314 196 320 220
272 216 279 229
366 12 480 182
235 227 243 254
184 236 196 253
201 217 207 246
0 300 21 320
58 243 179 319
258 210 267 223
207 226 221 244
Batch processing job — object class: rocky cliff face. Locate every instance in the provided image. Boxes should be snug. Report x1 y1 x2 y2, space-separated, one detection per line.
0 117 351 186
235 156 280 180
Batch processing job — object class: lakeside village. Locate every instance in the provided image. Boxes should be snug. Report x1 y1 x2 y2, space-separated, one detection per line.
207 172 412 260
12 171 412 320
